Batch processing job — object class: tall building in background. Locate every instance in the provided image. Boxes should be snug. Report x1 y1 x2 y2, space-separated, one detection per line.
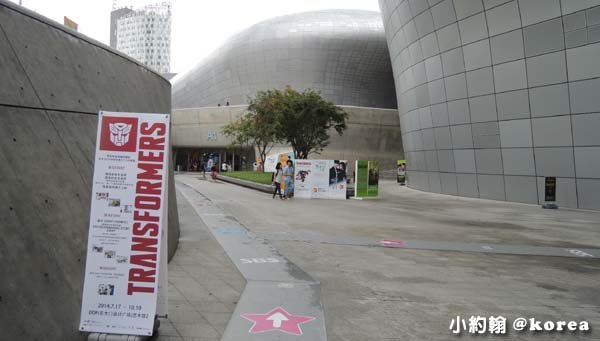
110 1 171 74
63 16 78 31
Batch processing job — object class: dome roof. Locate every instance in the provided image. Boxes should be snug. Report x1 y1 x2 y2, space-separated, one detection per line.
172 10 397 109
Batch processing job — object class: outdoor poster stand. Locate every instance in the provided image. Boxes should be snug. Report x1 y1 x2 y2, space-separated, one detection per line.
354 160 380 199
79 111 170 337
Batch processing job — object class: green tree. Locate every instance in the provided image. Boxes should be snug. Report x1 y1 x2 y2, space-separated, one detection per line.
222 90 281 169
276 87 347 159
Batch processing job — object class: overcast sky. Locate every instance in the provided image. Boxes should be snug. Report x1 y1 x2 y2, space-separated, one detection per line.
9 0 381 74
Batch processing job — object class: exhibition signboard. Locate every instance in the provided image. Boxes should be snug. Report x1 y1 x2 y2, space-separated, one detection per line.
264 150 294 173
294 159 348 200
355 160 379 198
79 111 170 336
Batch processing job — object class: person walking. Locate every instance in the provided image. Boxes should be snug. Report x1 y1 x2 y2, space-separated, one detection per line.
283 160 294 199
210 165 217 181
272 162 284 199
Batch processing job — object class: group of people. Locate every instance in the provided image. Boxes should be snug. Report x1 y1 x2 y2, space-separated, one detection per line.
196 158 219 181
272 160 294 200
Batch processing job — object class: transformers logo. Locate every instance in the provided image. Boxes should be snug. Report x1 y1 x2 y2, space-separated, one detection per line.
109 123 132 147
99 115 137 152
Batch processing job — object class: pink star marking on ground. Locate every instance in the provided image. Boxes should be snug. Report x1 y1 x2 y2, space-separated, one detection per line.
241 306 316 335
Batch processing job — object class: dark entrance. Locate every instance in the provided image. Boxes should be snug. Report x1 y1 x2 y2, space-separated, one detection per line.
173 147 255 172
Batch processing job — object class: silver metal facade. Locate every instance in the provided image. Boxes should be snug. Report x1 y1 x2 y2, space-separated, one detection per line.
379 0 600 209
172 10 397 109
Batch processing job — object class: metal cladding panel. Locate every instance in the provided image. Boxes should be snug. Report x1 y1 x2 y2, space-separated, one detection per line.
172 10 398 109
379 0 600 209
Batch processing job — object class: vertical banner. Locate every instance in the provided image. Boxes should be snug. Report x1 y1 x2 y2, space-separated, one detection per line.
544 177 557 202
293 160 347 200
355 160 379 198
294 160 313 199
79 111 170 336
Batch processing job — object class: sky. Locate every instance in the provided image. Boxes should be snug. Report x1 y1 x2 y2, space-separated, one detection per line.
9 0 381 74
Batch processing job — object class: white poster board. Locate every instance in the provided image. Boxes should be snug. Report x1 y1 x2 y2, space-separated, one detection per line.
294 159 347 200
264 150 294 173
79 111 170 336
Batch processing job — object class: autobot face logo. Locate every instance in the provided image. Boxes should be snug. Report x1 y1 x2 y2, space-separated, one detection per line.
99 115 138 152
109 122 132 146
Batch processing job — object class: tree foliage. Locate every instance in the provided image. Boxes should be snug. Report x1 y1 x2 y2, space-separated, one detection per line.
222 90 281 168
222 87 348 165
275 87 347 159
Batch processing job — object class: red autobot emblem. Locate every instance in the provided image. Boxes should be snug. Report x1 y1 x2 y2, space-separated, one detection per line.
99 116 138 152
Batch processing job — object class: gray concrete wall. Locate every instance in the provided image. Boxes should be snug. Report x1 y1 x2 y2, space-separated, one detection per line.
379 0 600 209
0 1 179 340
172 105 404 169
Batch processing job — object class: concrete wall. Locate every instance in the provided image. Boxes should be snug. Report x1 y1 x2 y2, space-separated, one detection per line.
379 0 600 209
0 1 179 340
172 105 404 169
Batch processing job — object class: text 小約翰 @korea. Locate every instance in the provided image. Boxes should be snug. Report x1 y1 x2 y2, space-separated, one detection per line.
449 315 590 335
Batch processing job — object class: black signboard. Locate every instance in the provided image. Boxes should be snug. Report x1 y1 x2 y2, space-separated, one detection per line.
544 177 556 202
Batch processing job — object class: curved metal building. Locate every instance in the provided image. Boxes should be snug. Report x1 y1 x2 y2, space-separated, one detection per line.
172 10 397 109
380 0 600 209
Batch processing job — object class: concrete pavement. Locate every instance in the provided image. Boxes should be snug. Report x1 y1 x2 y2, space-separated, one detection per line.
171 173 600 340
155 187 244 340
175 177 327 340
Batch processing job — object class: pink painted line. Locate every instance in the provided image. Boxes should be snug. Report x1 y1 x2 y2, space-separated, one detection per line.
379 239 407 248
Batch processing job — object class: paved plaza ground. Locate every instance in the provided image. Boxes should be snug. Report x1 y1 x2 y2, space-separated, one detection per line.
162 173 600 340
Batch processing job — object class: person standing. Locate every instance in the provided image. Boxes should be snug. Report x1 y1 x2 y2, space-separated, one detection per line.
283 160 294 199
210 165 217 181
272 162 284 199
398 163 406 185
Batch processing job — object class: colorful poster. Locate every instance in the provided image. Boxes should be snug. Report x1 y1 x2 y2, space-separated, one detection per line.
293 160 347 200
264 151 294 173
355 160 379 198
79 111 170 336
294 160 313 198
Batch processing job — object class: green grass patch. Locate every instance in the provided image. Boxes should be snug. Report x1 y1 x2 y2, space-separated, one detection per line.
223 171 273 185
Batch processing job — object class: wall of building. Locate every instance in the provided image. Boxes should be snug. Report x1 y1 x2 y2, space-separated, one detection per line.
115 3 171 73
379 0 600 209
172 10 397 110
172 105 403 170
0 1 179 339
110 7 132 48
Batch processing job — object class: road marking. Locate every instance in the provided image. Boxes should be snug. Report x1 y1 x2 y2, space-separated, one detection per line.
241 307 315 335
379 239 406 248
240 257 281 264
567 249 594 257
264 233 600 259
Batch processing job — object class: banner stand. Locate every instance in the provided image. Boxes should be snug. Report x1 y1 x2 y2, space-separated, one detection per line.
80 112 170 338
542 176 558 209
354 160 380 199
